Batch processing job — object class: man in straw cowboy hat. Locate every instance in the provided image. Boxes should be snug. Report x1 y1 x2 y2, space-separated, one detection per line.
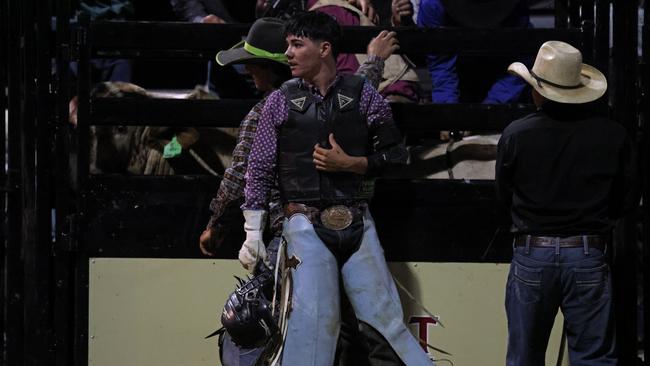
496 40 638 365
199 16 407 366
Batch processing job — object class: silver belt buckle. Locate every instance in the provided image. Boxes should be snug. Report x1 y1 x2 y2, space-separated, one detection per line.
320 205 353 231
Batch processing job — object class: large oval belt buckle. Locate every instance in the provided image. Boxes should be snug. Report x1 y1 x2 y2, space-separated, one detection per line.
320 205 353 231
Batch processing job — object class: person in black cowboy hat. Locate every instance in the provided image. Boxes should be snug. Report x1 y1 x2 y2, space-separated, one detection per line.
170 0 262 99
417 0 532 108
497 41 639 365
200 16 403 366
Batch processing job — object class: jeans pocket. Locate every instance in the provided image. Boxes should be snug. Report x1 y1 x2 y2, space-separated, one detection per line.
510 261 542 304
574 263 610 305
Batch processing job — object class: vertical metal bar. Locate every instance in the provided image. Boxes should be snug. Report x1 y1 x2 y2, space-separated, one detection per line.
76 16 90 185
4 0 24 363
642 1 650 363
612 0 640 364
581 0 596 23
0 0 8 358
74 256 89 366
21 0 38 361
594 0 610 81
74 13 91 366
581 13 596 72
53 0 75 363
556 0 570 28
19 0 53 363
35 0 55 361
580 0 596 63
569 0 583 27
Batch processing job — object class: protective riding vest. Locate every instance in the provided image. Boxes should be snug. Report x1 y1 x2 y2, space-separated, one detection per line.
277 76 373 203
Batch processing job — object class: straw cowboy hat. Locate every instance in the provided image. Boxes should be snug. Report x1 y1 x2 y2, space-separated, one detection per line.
216 17 288 66
441 0 520 28
508 41 607 104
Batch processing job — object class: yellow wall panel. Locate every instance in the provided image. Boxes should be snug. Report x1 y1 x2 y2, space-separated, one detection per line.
89 259 568 366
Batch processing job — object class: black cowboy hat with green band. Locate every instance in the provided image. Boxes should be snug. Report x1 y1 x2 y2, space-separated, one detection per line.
216 17 289 66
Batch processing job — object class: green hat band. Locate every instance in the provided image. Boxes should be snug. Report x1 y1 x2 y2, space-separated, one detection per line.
244 42 288 64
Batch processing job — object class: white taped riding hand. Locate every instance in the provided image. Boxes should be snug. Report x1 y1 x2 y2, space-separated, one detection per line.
239 210 268 271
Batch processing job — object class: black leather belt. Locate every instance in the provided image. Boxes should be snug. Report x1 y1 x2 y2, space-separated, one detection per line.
514 235 607 251
283 202 365 230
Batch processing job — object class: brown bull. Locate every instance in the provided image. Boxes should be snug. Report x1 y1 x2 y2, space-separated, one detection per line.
85 81 238 175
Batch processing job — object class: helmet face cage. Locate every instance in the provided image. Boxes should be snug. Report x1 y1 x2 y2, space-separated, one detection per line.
221 270 278 348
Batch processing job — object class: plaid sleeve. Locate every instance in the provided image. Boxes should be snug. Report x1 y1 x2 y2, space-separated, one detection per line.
206 99 266 229
356 55 385 90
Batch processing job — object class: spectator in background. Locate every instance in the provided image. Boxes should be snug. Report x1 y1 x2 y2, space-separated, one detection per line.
299 0 421 102
417 0 532 104
260 0 420 103
391 0 416 25
71 0 135 83
68 0 135 126
170 0 260 98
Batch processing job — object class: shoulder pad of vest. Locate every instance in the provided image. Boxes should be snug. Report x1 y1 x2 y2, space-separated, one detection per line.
336 75 364 111
281 78 312 113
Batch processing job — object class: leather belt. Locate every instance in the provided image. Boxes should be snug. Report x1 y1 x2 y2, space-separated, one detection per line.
283 202 364 230
284 203 320 222
514 235 607 251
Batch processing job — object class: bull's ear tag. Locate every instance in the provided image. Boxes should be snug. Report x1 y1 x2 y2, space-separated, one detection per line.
163 136 182 158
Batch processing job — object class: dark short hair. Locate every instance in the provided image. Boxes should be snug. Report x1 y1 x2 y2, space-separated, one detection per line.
284 11 341 58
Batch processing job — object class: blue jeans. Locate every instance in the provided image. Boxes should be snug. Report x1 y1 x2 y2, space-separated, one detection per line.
280 211 434 366
505 240 617 366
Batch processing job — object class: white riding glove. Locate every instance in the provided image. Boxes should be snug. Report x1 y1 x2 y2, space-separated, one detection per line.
239 210 268 272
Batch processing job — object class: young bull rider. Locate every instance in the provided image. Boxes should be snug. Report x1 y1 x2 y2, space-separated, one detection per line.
239 11 435 366
201 16 409 366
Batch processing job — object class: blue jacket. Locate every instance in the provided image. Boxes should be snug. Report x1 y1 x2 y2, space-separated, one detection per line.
416 0 531 104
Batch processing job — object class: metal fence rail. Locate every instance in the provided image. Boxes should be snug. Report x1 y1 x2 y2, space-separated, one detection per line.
83 21 584 58
89 98 536 132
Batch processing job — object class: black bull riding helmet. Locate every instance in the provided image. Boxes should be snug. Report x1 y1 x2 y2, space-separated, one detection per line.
206 270 278 348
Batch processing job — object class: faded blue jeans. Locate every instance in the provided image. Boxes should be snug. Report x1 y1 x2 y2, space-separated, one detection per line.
505 239 617 366
280 211 434 366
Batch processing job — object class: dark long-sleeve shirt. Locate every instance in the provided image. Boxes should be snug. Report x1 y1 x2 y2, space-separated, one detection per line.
496 103 638 235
